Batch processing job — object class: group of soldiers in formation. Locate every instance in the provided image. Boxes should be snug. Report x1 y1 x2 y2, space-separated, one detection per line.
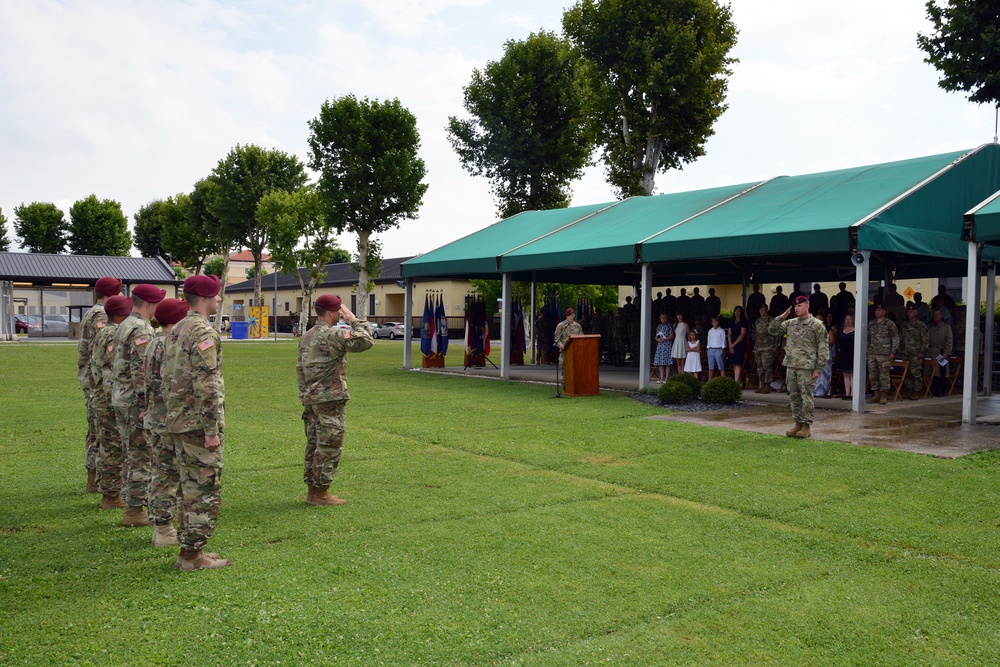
77 275 372 571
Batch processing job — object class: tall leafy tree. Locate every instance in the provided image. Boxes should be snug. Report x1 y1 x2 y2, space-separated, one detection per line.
308 95 428 319
447 31 594 219
13 202 67 253
161 180 224 277
0 208 10 252
211 144 308 314
917 0 1000 106
67 195 131 256
133 199 170 258
563 0 738 197
259 187 348 333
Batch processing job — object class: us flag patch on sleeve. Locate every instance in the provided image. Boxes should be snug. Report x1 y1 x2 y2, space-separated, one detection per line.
134 336 149 346
96 322 106 329
107 343 113 352
198 338 215 351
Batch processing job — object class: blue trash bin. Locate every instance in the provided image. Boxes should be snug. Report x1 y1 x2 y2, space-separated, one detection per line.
231 321 249 340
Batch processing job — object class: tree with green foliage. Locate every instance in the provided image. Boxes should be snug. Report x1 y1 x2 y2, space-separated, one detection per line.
563 0 738 198
308 95 428 320
67 195 131 256
133 199 170 258
470 279 619 318
245 265 268 281
917 0 1000 106
161 180 223 277
211 144 308 319
203 256 225 278
447 31 594 219
258 187 350 333
0 208 10 252
13 202 67 253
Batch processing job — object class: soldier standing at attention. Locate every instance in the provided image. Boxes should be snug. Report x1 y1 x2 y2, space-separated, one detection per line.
144 298 189 547
769 295 829 438
554 307 584 373
112 284 166 528
163 275 229 571
91 295 132 509
753 304 777 394
866 304 900 405
898 303 929 400
77 276 122 493
297 294 374 506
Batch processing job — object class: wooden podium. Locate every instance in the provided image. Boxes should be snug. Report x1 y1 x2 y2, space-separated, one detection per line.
564 334 601 396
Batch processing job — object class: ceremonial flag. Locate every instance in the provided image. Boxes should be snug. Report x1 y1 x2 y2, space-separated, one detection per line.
420 294 432 357
436 295 449 357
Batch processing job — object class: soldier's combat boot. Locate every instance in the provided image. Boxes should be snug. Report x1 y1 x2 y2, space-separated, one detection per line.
785 423 803 437
760 384 771 394
754 381 763 394
794 424 811 438
306 486 348 506
866 392 881 404
86 470 99 494
175 549 231 572
122 506 153 527
100 494 126 509
879 393 888 405
152 524 178 547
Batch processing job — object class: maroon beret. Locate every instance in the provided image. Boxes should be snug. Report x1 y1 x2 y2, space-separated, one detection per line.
566 308 575 316
132 284 166 304
95 276 122 297
104 295 132 317
792 296 809 305
316 294 342 311
183 274 221 298
154 298 189 325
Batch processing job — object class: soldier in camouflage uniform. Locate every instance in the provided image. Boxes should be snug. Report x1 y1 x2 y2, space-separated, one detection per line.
144 298 189 547
91 295 132 509
866 304 899 405
554 308 584 374
753 304 778 394
112 284 165 528
898 304 929 400
297 294 374 506
162 275 229 571
77 276 121 492
613 307 629 366
769 296 829 438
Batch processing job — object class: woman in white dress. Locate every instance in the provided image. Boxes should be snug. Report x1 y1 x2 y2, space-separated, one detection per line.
672 311 689 373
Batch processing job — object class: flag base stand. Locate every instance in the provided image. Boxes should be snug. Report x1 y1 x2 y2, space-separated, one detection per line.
509 349 524 366
422 356 445 368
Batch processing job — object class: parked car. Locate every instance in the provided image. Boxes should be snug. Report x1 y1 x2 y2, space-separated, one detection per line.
42 314 70 334
208 315 231 331
14 315 32 334
372 321 405 339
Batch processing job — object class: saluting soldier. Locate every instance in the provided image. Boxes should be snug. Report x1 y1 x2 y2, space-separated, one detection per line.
112 284 165 528
163 275 229 571
898 303 929 400
753 304 778 394
90 295 132 509
144 298 189 547
769 296 829 438
77 276 122 493
866 304 900 405
297 294 374 506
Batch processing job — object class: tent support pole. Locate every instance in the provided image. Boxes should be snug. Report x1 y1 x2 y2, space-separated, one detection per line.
962 242 981 424
639 263 652 390
500 273 512 379
985 262 996 397
530 275 537 365
403 278 413 369
852 252 871 414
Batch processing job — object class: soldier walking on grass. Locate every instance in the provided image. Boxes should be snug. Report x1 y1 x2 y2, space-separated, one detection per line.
163 275 229 571
866 304 899 405
297 294 374 506
112 284 165 528
90 295 132 509
143 298 189 547
769 295 829 439
77 276 122 493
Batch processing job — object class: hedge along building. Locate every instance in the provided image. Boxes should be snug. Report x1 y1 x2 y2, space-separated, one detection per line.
402 144 1000 424
0 252 181 341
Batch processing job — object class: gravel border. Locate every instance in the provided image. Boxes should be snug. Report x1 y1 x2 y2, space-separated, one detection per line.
631 392 755 412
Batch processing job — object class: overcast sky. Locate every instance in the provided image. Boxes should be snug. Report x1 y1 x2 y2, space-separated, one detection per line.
1 0 995 261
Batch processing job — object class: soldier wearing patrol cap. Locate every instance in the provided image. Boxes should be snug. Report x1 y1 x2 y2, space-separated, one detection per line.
162 275 230 571
866 303 899 405
898 303 929 400
769 295 829 438
77 276 122 493
112 284 166 528
297 293 374 506
91 294 132 508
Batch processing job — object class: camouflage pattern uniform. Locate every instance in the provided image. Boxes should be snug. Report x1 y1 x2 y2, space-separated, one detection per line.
78 303 107 472
769 315 829 425
554 318 584 373
898 318 929 394
613 311 628 366
144 332 179 527
163 312 225 553
754 314 778 384
866 318 899 396
297 319 374 490
112 312 155 509
90 321 123 496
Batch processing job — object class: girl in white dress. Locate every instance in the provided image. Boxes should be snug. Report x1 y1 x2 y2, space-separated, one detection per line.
672 312 689 373
684 329 702 379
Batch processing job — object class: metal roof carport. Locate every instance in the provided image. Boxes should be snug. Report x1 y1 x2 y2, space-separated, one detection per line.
402 144 1000 418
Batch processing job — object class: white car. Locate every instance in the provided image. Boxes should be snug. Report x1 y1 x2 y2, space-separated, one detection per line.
372 322 405 339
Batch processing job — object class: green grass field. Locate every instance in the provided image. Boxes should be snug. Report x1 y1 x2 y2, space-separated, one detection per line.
2 341 1000 665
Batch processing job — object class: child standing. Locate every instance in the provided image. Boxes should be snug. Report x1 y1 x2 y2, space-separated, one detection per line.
684 329 702 380
706 316 726 380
